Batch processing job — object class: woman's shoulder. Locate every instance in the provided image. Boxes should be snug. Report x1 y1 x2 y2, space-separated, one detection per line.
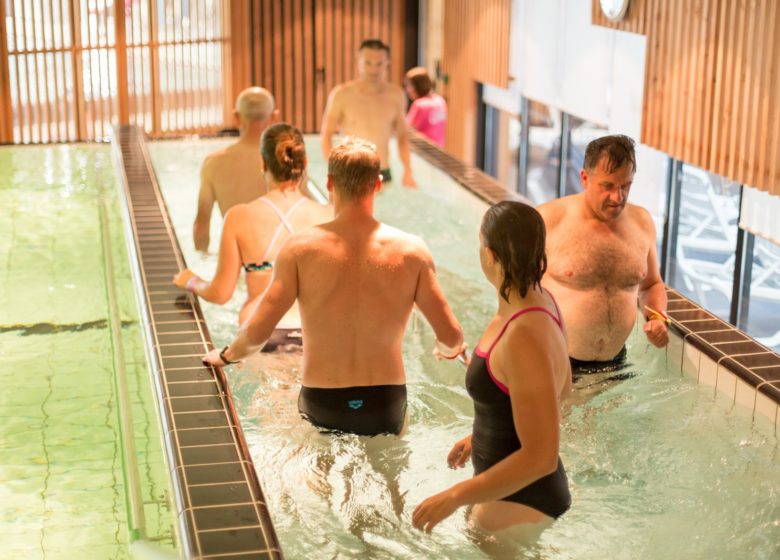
223 202 253 224
499 305 564 351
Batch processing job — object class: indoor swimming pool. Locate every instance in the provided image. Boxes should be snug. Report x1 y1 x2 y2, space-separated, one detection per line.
149 137 779 560
0 145 176 558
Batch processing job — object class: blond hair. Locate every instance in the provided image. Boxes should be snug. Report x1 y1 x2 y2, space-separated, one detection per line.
328 137 381 199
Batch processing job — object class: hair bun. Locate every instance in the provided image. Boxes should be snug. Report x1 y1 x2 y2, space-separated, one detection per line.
262 123 307 182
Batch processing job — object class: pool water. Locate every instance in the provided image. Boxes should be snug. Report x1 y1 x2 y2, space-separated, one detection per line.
0 145 175 559
150 138 779 560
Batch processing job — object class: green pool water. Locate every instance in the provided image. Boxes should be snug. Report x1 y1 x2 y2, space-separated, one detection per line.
150 137 779 560
0 145 175 559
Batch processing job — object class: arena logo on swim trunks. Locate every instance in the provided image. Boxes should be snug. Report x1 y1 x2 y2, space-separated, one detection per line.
347 400 364 410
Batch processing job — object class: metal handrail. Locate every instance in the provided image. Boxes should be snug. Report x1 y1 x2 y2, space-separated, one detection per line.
98 188 176 559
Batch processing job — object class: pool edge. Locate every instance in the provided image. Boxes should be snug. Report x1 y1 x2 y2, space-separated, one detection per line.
111 125 284 559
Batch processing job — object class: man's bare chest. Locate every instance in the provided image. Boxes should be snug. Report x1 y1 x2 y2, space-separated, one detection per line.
548 223 649 290
341 94 398 128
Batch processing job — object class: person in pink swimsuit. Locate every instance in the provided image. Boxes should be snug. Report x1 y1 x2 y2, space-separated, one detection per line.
404 67 447 147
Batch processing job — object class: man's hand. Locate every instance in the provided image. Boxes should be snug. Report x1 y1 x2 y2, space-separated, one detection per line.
202 347 225 366
643 318 669 348
202 347 244 368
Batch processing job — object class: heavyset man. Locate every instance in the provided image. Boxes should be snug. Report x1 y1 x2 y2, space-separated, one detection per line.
538 134 669 374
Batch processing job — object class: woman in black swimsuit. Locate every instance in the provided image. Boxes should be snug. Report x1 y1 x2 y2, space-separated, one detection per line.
413 201 572 534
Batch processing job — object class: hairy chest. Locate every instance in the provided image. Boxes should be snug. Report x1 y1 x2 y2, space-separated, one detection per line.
547 222 649 290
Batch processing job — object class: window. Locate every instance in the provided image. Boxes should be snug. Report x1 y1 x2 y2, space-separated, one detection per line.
630 145 669 257
563 114 607 195
1 0 229 142
743 236 780 352
668 164 740 321
525 100 561 205
483 104 521 192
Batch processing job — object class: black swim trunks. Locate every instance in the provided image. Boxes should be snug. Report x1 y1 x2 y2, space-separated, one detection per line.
570 346 633 384
261 328 303 352
569 346 627 374
379 168 392 182
298 384 407 436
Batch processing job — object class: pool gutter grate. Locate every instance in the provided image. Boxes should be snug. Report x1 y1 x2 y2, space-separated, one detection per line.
408 130 528 205
111 125 284 559
665 287 780 409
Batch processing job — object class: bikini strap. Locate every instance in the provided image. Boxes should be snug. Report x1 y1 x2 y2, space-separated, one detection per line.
259 196 302 233
258 196 308 262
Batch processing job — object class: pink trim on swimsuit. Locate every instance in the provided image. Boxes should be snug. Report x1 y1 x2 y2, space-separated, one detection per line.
475 291 564 395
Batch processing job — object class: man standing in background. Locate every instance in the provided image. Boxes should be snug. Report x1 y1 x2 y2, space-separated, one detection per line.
320 39 416 187
193 87 277 251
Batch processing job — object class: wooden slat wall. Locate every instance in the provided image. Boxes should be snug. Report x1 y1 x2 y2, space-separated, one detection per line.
250 0 314 132
245 0 404 134
441 0 511 164
0 0 12 142
593 0 780 196
0 0 230 143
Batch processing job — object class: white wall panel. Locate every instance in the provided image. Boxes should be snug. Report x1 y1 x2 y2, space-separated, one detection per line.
519 0 561 105
558 0 611 124
607 30 646 138
741 186 780 245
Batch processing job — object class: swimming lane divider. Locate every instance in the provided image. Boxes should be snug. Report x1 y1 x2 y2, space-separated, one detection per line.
111 125 284 559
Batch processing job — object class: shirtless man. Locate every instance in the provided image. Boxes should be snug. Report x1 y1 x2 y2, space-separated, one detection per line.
538 135 668 372
203 138 464 435
320 39 416 187
193 87 277 251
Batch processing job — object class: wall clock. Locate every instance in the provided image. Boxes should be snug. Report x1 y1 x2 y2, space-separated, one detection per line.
599 0 630 22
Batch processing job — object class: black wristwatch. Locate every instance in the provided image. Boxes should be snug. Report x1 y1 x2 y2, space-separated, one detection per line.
219 345 241 365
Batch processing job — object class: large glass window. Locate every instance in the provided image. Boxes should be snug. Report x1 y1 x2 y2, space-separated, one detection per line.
743 236 780 352
525 100 561 205
564 115 607 195
630 145 670 256
483 104 521 192
669 165 741 320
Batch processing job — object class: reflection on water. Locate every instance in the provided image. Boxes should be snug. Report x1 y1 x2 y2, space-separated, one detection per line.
151 139 780 560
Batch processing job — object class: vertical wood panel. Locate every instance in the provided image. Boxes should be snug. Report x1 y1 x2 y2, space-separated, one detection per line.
314 0 325 129
0 0 12 142
115 0 129 126
696 0 717 165
441 0 511 162
302 0 314 132
247 0 403 133
597 0 780 195
766 4 780 191
740 1 761 185
755 0 777 189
